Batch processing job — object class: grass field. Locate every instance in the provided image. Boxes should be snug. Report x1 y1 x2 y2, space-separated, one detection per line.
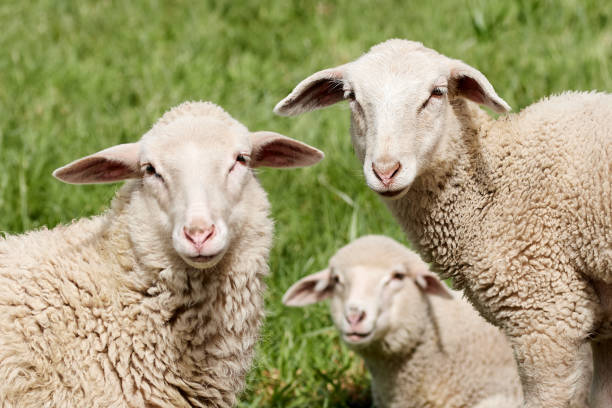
0 0 610 406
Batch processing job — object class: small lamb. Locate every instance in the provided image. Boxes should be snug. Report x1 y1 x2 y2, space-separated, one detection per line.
275 39 607 408
283 235 523 408
0 101 323 407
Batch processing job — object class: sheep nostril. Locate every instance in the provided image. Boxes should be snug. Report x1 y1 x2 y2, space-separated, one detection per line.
372 162 401 186
183 225 215 247
346 310 366 326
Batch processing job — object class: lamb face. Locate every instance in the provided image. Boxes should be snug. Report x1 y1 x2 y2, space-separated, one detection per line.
138 116 258 269
275 39 509 199
327 264 427 350
283 235 452 353
54 103 324 270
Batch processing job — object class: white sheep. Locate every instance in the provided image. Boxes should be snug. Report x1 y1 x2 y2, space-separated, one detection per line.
0 101 324 408
283 235 523 408
275 39 608 408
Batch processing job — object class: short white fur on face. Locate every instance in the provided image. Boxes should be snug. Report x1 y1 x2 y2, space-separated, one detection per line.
283 235 452 350
53 102 324 270
275 40 509 198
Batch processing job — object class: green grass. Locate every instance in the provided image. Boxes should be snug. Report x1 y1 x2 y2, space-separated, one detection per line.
0 0 610 406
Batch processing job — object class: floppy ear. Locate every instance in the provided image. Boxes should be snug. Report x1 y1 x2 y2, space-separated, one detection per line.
274 65 348 116
250 131 324 168
448 59 511 113
282 269 333 307
411 261 453 299
53 143 141 184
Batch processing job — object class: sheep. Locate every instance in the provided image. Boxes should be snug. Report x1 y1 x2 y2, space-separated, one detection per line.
0 101 324 408
274 39 609 408
283 235 523 408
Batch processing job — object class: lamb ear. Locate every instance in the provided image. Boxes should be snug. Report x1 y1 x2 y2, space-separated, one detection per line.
413 266 453 299
53 143 141 184
250 131 324 168
448 59 511 113
282 269 333 307
274 66 348 116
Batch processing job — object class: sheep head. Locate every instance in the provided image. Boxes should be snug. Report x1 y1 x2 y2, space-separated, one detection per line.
275 39 509 199
283 235 451 353
53 102 324 270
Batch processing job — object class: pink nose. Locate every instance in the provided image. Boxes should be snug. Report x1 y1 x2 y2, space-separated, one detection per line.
183 224 215 249
346 310 366 326
372 161 401 186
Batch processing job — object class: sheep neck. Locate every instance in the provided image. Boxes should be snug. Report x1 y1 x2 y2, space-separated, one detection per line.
384 100 495 288
96 179 272 406
359 303 442 408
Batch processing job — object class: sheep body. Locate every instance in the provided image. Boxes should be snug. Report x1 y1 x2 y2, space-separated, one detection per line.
275 40 605 407
0 101 323 407
284 235 523 408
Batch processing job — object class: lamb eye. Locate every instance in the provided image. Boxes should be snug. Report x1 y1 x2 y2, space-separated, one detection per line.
332 275 340 284
431 87 447 97
236 154 247 164
344 90 356 101
392 272 406 281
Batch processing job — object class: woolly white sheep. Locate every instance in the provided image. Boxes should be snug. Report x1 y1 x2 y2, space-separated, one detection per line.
0 101 323 407
275 39 609 408
283 235 523 408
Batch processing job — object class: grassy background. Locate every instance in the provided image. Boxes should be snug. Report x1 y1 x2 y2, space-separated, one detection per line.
0 0 610 406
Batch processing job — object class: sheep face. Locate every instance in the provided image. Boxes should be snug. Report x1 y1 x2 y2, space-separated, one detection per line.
283 236 452 352
275 39 509 199
53 104 324 270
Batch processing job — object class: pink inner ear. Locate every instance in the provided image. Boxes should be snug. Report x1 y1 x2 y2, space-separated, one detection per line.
456 76 486 105
253 139 321 168
289 78 345 111
57 157 137 183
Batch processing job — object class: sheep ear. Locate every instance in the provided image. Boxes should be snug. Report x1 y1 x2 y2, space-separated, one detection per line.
448 60 511 113
250 131 324 168
282 269 333 307
414 268 453 299
53 143 141 184
274 66 348 116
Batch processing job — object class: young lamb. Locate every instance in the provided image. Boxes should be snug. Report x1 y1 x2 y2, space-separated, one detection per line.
274 39 609 408
0 101 323 408
283 235 523 408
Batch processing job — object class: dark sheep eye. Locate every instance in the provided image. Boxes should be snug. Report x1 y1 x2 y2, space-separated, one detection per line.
332 275 340 284
236 154 247 164
145 164 156 175
431 87 446 97
144 164 162 179
392 272 406 281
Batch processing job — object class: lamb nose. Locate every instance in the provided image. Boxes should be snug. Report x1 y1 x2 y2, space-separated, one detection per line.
346 310 366 325
184 224 215 247
372 162 401 186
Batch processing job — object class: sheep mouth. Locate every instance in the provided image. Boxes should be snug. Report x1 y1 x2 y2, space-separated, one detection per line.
377 187 408 199
189 254 219 263
343 331 373 344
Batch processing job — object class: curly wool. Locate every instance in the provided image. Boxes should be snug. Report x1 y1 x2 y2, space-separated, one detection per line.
0 108 274 407
387 93 608 407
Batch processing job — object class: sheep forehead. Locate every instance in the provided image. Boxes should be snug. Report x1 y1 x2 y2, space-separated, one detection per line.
348 41 449 100
142 116 250 164
330 236 412 274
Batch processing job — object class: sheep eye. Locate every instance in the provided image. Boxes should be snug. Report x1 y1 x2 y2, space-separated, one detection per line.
332 275 340 285
236 154 248 164
344 90 356 101
144 164 161 179
431 87 447 97
392 272 406 281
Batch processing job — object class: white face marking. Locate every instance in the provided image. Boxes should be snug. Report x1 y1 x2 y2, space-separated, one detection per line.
328 265 415 348
139 116 253 269
344 50 453 198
